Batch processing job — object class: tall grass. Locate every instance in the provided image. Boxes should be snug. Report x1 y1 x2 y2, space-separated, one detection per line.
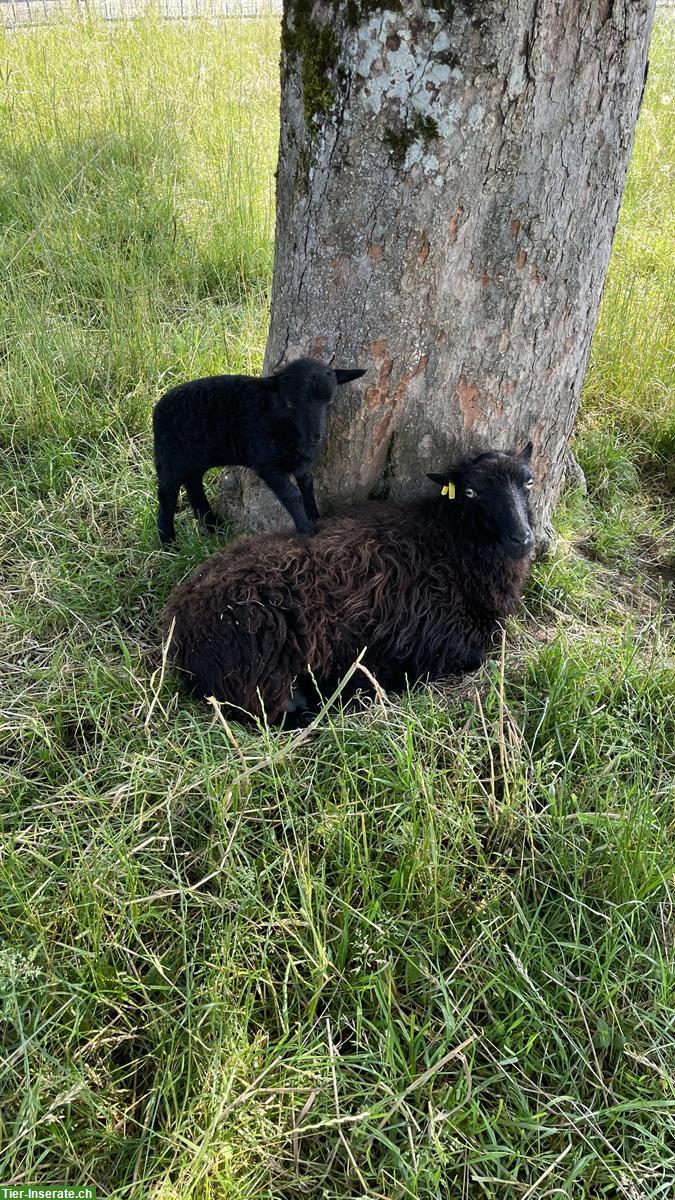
0 14 278 453
0 11 673 1199
581 16 675 486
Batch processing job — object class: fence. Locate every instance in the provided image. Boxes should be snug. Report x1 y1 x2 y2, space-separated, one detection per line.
0 0 670 29
0 0 281 23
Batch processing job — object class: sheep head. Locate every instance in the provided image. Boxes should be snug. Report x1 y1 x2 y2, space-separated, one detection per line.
427 444 535 559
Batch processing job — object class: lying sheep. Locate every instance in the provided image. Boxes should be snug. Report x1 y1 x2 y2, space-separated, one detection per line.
161 445 536 724
152 357 365 544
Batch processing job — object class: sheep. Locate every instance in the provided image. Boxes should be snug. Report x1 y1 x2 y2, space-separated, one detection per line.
161 445 536 725
153 357 366 544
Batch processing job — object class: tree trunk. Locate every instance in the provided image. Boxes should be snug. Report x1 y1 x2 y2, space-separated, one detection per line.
220 0 655 543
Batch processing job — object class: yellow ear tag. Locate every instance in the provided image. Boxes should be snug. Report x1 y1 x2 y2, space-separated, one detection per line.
441 481 455 499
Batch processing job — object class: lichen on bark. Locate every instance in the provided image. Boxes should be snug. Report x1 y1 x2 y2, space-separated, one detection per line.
282 0 433 129
282 0 492 135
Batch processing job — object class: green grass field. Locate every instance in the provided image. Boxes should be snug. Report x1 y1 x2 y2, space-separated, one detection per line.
0 10 673 1198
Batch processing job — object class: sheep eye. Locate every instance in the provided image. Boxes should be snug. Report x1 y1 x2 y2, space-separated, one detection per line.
464 487 476 499
525 479 534 490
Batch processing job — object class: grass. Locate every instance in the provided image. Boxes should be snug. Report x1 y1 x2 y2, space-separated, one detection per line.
0 9 673 1199
577 14 675 569
582 15 675 484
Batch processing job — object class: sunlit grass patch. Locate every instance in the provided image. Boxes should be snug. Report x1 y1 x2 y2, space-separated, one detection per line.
0 13 278 448
582 15 675 492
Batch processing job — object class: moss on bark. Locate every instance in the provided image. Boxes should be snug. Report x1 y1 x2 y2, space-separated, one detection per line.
282 1 341 127
385 112 439 165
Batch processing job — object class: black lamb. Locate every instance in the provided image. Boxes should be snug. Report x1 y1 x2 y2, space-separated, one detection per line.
152 357 366 544
161 445 536 726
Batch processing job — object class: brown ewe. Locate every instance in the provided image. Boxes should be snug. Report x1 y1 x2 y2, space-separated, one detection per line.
161 446 535 725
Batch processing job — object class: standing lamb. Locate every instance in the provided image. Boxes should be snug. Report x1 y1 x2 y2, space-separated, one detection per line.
161 446 536 724
153 357 366 544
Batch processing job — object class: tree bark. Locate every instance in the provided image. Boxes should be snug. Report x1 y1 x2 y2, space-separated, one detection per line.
220 0 655 543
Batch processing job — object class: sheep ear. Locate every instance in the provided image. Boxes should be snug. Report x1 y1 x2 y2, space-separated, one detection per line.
335 368 367 385
427 472 448 485
519 441 534 462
